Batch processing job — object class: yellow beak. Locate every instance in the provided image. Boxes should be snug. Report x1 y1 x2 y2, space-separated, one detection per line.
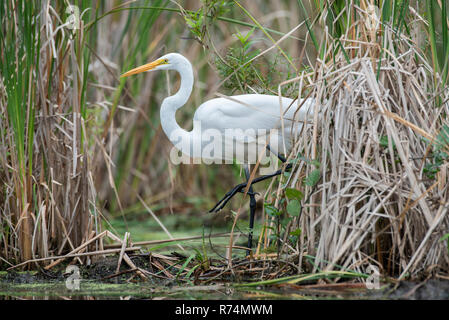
121 58 166 78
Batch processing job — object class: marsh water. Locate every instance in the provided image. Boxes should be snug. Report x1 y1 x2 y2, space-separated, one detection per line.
1 274 449 300
2 264 448 300
1 217 448 300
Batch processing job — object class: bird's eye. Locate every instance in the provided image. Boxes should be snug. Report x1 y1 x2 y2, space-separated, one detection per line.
164 59 168 63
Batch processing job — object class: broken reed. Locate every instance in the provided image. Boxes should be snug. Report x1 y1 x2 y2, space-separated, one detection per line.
0 0 98 264
263 0 449 278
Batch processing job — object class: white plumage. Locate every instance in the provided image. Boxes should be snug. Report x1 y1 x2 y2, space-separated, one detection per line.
122 53 315 164
122 52 317 250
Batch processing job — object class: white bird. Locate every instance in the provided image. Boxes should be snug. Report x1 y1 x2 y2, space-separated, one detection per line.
121 52 315 252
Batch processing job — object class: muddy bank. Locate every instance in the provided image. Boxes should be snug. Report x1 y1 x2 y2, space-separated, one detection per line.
0 257 448 300
387 279 449 299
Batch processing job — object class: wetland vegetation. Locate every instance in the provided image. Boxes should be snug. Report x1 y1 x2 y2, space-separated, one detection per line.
0 0 448 300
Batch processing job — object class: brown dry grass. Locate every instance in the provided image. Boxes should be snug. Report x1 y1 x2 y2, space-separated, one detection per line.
262 7 449 278
0 1 98 266
1 1 447 282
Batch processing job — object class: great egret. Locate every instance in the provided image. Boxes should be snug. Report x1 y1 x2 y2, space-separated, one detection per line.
121 52 314 252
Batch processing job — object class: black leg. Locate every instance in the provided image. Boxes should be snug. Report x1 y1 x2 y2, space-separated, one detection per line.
210 145 290 213
244 165 256 255
209 162 292 213
266 144 287 163
209 144 291 255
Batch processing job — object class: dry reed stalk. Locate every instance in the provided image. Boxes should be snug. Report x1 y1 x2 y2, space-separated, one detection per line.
0 1 98 265
116 231 130 274
103 232 243 249
43 230 108 270
8 247 141 271
278 11 449 278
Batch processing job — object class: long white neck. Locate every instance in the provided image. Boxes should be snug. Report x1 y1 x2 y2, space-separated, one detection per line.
160 58 194 156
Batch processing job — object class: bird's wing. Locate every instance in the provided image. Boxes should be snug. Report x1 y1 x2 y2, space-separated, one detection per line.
193 94 314 139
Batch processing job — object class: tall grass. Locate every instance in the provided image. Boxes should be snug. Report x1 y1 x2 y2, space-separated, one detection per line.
262 0 449 278
94 1 302 217
0 0 39 262
1 0 447 280
0 0 99 264
0 0 258 265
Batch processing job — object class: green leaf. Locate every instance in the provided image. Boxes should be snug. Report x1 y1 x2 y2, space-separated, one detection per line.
305 169 321 187
269 234 278 241
263 225 276 231
176 253 196 279
287 199 301 217
309 160 319 168
380 135 396 149
265 204 281 217
435 125 449 155
290 228 302 237
285 188 303 200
